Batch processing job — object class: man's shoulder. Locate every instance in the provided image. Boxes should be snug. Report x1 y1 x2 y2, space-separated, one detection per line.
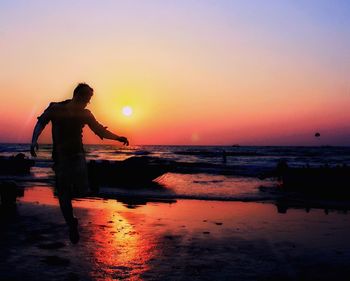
82 109 95 121
47 100 71 110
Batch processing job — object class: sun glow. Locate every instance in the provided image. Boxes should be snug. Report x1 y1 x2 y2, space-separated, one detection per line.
122 106 133 117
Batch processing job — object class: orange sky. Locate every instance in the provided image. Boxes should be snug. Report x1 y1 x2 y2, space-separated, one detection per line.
1 1 350 145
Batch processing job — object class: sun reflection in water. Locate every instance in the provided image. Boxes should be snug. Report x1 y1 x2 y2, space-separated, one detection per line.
83 202 156 280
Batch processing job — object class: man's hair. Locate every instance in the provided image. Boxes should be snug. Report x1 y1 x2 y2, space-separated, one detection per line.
73 83 93 102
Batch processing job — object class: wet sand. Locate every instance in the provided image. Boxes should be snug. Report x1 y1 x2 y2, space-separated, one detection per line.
1 186 350 281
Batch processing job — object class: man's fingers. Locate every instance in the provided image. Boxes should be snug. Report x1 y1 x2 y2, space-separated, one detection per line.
119 136 129 146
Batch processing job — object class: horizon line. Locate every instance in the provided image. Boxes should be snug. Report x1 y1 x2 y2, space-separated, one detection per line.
0 142 349 147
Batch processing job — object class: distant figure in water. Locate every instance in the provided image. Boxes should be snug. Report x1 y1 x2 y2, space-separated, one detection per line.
30 83 129 243
222 150 227 164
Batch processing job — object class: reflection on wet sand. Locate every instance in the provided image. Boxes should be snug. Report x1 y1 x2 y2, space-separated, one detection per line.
5 186 349 280
20 186 158 279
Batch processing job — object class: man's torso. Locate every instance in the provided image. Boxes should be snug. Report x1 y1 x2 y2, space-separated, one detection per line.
40 100 89 162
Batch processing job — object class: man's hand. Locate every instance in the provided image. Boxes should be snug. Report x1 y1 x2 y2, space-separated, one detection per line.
117 136 129 146
30 142 39 157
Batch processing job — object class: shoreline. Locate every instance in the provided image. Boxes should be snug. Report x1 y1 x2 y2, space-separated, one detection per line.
20 184 350 212
1 186 349 280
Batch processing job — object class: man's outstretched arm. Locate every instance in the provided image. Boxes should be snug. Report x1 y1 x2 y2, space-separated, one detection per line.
31 121 46 157
87 112 129 145
96 129 129 146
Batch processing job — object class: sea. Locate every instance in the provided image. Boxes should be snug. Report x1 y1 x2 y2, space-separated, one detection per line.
1 144 350 203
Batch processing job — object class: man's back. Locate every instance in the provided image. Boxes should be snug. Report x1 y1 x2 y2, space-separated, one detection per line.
38 100 91 161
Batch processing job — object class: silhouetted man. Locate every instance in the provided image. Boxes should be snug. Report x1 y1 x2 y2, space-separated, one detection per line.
30 83 129 243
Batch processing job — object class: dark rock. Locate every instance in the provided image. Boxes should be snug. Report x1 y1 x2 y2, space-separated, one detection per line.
0 182 19 206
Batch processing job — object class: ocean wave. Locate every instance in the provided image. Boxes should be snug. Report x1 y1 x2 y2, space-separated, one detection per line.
98 186 276 202
174 150 260 157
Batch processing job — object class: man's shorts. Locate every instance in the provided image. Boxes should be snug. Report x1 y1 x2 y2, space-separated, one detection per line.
53 154 89 198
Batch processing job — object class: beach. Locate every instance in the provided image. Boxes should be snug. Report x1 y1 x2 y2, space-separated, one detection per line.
1 185 350 281
2 0 350 279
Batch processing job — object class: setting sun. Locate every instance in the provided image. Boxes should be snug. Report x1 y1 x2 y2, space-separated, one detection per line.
122 106 133 117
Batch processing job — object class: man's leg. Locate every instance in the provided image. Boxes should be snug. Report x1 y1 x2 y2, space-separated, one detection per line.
57 187 75 225
57 187 79 244
55 165 79 244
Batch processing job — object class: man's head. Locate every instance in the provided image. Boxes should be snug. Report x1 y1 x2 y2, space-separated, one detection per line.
72 83 93 108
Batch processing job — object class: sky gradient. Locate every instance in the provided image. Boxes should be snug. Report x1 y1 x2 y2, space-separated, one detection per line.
1 0 350 145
